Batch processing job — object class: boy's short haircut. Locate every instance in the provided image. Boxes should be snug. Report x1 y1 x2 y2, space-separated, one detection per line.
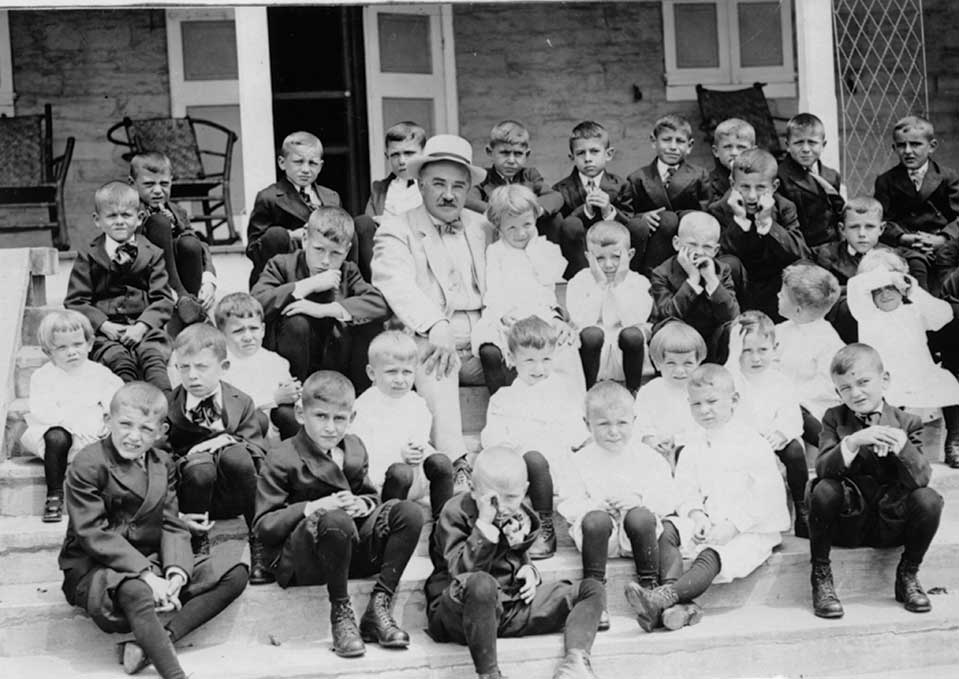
652 113 693 140
585 220 630 250
301 370 356 409
306 205 355 246
94 181 140 212
781 262 841 315
713 118 756 144
569 121 610 151
677 211 721 240
857 248 908 275
368 330 418 366
585 380 634 417
110 381 169 421
649 321 707 368
486 184 540 228
38 309 94 352
688 363 736 393
843 196 883 223
214 292 264 329
129 151 173 179
489 120 530 148
173 323 228 362
892 115 935 141
280 131 323 157
735 310 777 344
731 147 778 180
384 121 427 148
786 113 826 141
831 342 884 377
506 315 558 355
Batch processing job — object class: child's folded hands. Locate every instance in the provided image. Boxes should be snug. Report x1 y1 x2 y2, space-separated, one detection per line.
187 434 237 457
401 441 426 465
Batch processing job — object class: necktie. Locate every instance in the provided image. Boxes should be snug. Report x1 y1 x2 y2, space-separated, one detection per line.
299 188 318 210
189 396 219 429
406 179 416 188
908 170 923 192
663 166 677 189
856 411 881 426
808 168 841 197
441 218 463 235
112 242 138 268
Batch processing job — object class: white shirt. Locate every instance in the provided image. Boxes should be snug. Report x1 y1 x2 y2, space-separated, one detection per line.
908 161 929 189
350 387 433 486
633 376 698 446
732 368 803 443
223 348 293 411
384 177 422 216
775 319 845 419
431 217 483 311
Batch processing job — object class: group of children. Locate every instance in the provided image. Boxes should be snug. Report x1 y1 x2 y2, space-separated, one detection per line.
26 107 956 679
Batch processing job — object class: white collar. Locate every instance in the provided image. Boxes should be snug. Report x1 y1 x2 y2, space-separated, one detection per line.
104 234 135 258
579 171 604 189
185 384 223 412
908 161 929 178
391 176 416 189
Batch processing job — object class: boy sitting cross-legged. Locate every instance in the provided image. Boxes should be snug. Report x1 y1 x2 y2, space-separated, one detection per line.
557 381 678 632
809 343 943 618
349 330 454 519
626 364 790 632
167 324 271 584
426 445 607 679
59 382 248 679
480 316 592 560
254 371 425 657
65 181 175 396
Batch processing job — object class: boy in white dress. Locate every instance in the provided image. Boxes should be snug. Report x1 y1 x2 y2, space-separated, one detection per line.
567 221 653 392
634 321 706 469
626 364 789 632
22 310 123 522
350 331 454 518
726 311 809 537
481 316 590 560
472 184 583 395
557 381 677 632
775 262 844 447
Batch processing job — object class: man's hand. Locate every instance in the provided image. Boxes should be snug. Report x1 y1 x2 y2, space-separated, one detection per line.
99 321 125 341
198 282 217 311
422 322 459 379
677 246 701 286
516 564 538 605
727 189 749 223
918 233 946 254
585 187 612 217
274 379 302 405
475 490 500 526
282 300 338 320
706 520 739 546
553 318 576 346
641 207 665 233
763 430 788 451
337 492 368 517
289 227 306 245
120 322 148 347
586 251 608 285
186 434 236 457
690 510 712 544
900 233 922 248
165 572 187 611
401 441 426 465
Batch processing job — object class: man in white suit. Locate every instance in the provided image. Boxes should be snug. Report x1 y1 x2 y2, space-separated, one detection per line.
372 135 492 464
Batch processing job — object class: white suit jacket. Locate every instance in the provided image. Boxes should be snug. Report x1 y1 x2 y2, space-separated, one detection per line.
372 204 493 335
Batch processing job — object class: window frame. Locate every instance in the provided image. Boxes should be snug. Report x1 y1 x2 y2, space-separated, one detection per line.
662 0 796 101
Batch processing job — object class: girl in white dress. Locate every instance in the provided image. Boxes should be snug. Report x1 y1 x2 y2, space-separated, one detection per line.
21 310 123 522
472 184 584 395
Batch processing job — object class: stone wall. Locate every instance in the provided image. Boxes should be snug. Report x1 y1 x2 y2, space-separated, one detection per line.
8 9 170 248
453 2 797 190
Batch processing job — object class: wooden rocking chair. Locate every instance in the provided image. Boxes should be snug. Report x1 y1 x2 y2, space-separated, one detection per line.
0 104 75 250
695 82 789 158
107 116 240 245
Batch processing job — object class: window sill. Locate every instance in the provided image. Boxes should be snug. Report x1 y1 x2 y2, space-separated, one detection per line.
666 80 797 102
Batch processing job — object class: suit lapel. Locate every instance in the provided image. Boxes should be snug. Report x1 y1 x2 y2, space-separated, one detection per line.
86 235 114 272
131 448 169 522
918 162 942 202
411 206 457 295
219 382 242 431
275 178 311 222
563 170 587 206
463 215 488 294
783 157 821 197
170 387 206 436
103 438 150 502
667 257 688 291
667 162 699 202
293 430 350 491
890 165 918 198
640 163 671 209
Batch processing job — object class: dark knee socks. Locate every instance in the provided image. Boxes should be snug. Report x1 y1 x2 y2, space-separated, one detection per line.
580 510 613 582
579 327 604 388
523 451 553 513
672 548 721 602
116 578 185 679
374 501 425 596
424 453 454 518
479 343 514 395
166 565 248 643
623 507 659 582
563 577 603 654
42 427 72 496
776 439 810 506
618 327 646 392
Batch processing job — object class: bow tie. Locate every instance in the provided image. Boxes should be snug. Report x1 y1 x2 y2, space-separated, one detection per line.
189 396 220 428
441 218 463 235
112 242 138 268
856 411 881 426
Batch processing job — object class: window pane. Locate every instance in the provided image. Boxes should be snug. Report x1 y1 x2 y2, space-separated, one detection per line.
738 2 784 67
182 21 238 81
383 98 434 137
674 4 720 69
378 13 432 74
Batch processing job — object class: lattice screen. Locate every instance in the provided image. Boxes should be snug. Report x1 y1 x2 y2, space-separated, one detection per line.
832 0 929 197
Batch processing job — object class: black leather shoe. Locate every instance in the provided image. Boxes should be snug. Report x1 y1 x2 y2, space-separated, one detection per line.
529 512 556 560
248 536 275 585
811 560 844 618
662 602 704 630
330 598 366 657
360 590 410 648
895 559 932 613
625 583 678 632
116 640 151 675
597 608 610 632
42 495 63 523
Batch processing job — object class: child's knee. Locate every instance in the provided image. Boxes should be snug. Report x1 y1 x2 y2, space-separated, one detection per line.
909 487 944 518
561 216 586 240
656 211 680 240
580 326 604 349
618 326 646 352
424 453 453 480
309 508 356 542
385 462 416 488
523 450 550 476
219 445 256 478
809 478 844 513
623 506 657 536
581 509 614 537
259 226 292 251
478 343 504 363
174 233 204 260
43 427 73 455
462 571 499 605
181 461 217 490
387 499 426 532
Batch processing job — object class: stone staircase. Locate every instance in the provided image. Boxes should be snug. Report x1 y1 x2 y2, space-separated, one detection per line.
3 246 959 678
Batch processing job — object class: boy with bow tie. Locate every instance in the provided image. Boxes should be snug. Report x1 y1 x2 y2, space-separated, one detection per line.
167 323 271 584
65 181 175 396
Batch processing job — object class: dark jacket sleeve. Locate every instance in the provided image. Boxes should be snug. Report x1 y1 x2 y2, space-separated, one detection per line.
231 391 268 462
339 261 390 324
64 251 108 331
250 255 297 324
158 457 195 579
253 448 310 547
893 412 932 489
247 188 282 245
434 504 502 578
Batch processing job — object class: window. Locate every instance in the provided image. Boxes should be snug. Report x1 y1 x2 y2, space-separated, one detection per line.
662 0 795 101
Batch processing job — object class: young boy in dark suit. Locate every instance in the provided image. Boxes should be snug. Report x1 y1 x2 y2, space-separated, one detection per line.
874 115 959 293
65 181 175 396
352 121 427 281
59 382 247 679
246 131 342 286
708 148 810 320
706 118 755 202
625 114 711 274
129 151 217 333
426 445 607 679
777 113 844 248
167 324 270 584
254 371 425 658
251 206 389 391
553 120 643 278
809 343 943 619
465 120 565 243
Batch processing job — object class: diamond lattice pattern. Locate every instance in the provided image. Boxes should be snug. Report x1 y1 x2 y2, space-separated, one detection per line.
833 0 929 197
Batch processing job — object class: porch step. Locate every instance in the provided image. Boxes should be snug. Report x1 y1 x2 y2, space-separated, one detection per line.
2 593 958 679
14 345 45 400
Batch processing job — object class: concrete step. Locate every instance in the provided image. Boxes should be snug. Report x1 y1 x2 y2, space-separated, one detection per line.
20 305 59 345
2 398 27 460
2 593 959 679
14 345 45 400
